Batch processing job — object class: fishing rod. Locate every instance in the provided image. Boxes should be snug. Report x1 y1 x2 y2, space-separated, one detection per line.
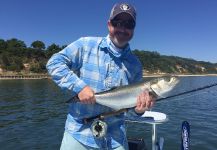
157 82 217 101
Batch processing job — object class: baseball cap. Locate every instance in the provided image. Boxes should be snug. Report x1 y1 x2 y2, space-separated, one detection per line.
110 3 136 22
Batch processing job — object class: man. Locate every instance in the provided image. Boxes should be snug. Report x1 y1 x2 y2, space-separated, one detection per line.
47 3 155 150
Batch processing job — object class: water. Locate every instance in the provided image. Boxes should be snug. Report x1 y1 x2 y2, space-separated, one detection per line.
1 76 217 150
0 80 68 149
127 76 217 150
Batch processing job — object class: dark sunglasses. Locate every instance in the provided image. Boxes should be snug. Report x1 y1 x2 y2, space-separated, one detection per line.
111 19 135 29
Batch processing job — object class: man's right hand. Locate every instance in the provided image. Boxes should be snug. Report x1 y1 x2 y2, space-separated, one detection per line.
78 86 96 104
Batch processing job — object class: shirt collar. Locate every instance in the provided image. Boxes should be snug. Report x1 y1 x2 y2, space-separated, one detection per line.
99 35 131 58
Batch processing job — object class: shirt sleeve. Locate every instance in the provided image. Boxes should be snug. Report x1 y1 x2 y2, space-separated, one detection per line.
46 38 87 95
134 65 143 82
132 55 143 83
126 56 143 117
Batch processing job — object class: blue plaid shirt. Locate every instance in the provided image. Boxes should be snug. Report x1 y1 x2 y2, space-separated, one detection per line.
46 36 142 149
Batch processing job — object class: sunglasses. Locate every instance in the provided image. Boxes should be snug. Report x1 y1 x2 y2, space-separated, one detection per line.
111 19 135 29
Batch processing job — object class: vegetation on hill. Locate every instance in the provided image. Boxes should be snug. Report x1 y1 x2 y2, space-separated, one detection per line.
0 38 65 74
133 50 217 74
0 38 216 75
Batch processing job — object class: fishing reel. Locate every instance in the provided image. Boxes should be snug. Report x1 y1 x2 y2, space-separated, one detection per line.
91 119 107 138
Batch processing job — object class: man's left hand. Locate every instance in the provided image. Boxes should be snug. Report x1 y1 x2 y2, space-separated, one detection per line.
135 90 156 114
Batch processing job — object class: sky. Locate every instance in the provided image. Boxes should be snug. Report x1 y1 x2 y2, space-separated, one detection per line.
0 0 217 63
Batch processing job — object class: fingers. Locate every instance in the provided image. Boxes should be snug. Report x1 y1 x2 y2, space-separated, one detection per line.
135 91 155 114
78 86 96 104
81 95 95 104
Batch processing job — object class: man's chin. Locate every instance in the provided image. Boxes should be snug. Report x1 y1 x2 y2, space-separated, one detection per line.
113 38 128 48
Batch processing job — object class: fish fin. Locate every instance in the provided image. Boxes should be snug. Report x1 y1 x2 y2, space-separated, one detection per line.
149 91 159 99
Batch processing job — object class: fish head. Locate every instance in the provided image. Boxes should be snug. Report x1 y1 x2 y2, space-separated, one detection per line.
143 76 179 98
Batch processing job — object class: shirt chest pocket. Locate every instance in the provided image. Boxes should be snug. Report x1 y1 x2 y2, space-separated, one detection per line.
103 61 129 88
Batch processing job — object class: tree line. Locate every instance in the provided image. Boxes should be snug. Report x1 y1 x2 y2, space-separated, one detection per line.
0 38 66 73
133 50 217 74
0 38 216 74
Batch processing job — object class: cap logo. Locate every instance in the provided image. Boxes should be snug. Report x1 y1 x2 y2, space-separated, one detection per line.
120 4 130 11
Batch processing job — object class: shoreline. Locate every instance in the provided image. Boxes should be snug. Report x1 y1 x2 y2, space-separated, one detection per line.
143 74 217 77
0 74 217 80
0 75 50 80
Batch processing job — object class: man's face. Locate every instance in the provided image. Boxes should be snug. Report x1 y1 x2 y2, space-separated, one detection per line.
108 13 135 48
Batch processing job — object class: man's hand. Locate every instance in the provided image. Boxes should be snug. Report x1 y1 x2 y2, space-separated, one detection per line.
78 86 96 104
135 90 155 114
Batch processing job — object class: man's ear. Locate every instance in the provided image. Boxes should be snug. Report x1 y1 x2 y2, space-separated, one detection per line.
107 20 112 31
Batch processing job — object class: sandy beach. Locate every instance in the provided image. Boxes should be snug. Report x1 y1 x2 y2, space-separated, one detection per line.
143 74 217 77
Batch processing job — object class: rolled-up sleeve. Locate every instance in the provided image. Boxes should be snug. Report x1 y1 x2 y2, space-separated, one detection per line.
46 38 87 95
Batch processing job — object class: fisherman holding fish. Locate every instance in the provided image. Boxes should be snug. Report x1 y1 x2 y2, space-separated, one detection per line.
47 3 156 150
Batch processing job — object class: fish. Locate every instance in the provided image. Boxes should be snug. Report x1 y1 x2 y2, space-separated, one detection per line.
67 76 179 110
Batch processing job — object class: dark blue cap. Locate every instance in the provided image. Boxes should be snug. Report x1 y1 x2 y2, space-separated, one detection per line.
110 3 136 22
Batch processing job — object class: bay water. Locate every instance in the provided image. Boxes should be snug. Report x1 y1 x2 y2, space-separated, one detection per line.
1 76 217 150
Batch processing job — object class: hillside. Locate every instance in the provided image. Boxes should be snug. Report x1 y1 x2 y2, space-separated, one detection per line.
133 50 217 74
0 38 217 75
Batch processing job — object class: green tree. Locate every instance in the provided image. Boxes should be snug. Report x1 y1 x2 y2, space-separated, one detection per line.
0 53 10 68
0 39 7 53
31 40 45 50
13 57 24 72
46 43 61 58
47 43 61 51
6 38 26 49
